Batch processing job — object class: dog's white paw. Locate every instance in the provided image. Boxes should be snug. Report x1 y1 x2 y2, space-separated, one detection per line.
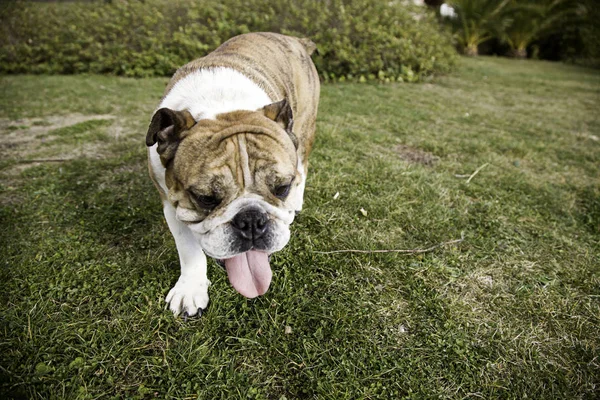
165 277 210 318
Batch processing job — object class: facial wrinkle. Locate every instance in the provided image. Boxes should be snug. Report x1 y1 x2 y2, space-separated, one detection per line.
218 137 239 191
237 134 252 189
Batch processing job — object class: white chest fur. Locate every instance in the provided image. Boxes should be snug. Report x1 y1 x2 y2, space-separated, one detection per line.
159 67 273 120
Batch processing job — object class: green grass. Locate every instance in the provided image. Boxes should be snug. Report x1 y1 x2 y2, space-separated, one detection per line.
1 57 599 399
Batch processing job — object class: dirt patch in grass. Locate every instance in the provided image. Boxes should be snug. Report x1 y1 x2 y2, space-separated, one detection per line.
1 113 114 141
394 145 439 166
0 113 117 173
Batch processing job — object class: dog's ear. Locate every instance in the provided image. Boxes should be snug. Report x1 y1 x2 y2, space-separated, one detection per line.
146 108 195 164
261 99 298 148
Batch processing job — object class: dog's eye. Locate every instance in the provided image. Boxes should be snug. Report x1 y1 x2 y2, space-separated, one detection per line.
273 184 291 199
194 194 221 209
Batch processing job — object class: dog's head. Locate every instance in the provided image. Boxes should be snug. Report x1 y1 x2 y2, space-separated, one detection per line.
146 100 301 298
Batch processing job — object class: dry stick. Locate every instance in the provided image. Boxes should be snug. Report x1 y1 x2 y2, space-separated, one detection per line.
465 163 489 184
315 233 465 255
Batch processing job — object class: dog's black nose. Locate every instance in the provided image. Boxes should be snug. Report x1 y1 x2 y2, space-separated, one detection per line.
231 208 269 240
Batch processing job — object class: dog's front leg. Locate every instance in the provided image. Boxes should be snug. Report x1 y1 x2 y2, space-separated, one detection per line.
162 201 210 317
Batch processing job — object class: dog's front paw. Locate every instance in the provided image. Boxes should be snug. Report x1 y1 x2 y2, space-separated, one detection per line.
165 277 210 318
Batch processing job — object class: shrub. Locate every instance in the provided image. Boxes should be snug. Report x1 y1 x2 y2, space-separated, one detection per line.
0 0 457 81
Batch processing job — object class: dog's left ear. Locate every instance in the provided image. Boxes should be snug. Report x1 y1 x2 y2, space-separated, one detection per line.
262 99 298 148
146 108 195 164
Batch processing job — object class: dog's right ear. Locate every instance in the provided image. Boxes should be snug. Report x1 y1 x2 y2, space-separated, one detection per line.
261 99 298 148
146 108 195 164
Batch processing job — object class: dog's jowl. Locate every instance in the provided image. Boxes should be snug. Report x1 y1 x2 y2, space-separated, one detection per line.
146 33 320 317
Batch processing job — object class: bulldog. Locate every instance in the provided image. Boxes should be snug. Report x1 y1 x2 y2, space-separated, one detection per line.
146 33 320 317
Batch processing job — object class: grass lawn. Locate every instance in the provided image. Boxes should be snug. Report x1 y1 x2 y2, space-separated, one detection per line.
1 57 599 399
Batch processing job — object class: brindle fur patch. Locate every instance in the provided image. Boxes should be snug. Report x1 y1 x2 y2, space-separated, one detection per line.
169 109 299 221
162 32 319 166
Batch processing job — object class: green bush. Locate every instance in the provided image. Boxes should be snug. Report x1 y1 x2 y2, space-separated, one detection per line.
0 0 457 81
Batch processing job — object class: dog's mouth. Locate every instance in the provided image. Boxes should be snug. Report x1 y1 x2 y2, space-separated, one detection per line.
215 251 273 298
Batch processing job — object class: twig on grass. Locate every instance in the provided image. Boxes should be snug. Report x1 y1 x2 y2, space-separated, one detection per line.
315 233 465 255
15 158 70 164
465 163 489 184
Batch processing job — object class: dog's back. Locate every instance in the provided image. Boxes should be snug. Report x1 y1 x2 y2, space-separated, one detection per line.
165 32 320 161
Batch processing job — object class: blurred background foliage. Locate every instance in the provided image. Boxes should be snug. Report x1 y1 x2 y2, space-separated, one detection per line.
443 0 600 66
0 0 457 82
1 0 597 81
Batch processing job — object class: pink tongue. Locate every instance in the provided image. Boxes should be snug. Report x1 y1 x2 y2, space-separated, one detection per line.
224 251 272 298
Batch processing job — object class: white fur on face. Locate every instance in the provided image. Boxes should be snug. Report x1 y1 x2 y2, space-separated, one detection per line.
192 195 294 234
287 159 306 213
195 217 291 260
148 143 167 192
184 195 294 259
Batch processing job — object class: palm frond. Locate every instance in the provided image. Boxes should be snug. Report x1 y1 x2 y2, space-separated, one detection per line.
501 0 578 51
